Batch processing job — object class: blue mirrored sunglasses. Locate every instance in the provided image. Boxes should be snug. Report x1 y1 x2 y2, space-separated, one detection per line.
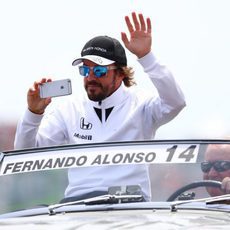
201 161 230 173
79 65 117 78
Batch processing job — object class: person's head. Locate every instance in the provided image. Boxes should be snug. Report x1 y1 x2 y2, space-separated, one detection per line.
72 35 135 102
202 144 230 196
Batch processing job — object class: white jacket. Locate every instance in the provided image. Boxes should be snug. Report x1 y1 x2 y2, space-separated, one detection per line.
14 52 186 200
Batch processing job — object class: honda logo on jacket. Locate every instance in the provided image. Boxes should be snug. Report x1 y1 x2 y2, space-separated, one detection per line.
80 117 92 130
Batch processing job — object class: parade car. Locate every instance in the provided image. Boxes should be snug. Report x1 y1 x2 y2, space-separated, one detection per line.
0 140 229 229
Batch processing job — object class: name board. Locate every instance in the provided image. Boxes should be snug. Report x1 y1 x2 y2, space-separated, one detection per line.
0 144 199 176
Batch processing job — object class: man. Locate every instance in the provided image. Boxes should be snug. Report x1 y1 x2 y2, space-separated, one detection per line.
14 12 186 201
201 144 230 196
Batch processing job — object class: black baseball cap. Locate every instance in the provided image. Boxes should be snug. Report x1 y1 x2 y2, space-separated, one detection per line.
72 35 127 66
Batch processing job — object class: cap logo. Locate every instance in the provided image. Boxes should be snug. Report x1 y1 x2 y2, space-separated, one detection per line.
82 46 107 53
91 56 103 64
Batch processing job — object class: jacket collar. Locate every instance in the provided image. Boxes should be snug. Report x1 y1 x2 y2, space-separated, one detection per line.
89 83 129 108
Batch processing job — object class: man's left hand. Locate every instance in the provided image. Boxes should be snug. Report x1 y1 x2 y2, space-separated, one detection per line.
121 12 152 59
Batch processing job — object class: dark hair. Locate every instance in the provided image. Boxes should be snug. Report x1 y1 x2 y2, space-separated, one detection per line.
116 65 136 87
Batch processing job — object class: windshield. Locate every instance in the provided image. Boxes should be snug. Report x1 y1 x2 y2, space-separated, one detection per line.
1 140 229 215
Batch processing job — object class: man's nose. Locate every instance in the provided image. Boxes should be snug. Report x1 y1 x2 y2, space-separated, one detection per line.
86 69 97 80
208 166 219 176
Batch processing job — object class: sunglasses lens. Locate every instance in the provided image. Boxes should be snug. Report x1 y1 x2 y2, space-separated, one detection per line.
201 162 212 173
79 66 108 78
214 161 230 172
201 161 230 173
79 66 89 77
93 66 107 77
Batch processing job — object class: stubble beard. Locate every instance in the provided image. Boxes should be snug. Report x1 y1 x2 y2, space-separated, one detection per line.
85 75 117 102
85 83 108 102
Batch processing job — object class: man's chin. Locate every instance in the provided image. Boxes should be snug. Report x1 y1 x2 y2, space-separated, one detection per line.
206 184 225 197
87 92 105 102
207 188 224 197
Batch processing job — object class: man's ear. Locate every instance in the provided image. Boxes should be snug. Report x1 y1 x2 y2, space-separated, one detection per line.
116 72 125 85
116 68 125 79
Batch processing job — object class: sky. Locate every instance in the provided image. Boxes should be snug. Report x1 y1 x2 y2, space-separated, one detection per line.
0 0 230 139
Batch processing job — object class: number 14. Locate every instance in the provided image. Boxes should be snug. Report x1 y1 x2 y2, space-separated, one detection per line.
166 145 197 162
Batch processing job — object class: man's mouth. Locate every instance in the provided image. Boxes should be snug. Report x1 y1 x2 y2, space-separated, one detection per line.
209 177 221 181
87 83 101 89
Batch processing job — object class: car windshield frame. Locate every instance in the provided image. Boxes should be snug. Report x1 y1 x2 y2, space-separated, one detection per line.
1 139 230 217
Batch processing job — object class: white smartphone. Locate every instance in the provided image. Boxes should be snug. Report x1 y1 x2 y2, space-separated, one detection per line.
39 79 72 98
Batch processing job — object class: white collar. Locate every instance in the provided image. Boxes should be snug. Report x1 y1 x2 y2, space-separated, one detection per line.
90 83 129 108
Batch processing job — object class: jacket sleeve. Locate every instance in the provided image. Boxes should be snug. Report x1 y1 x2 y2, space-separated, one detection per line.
14 108 67 149
14 109 42 149
138 52 186 128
